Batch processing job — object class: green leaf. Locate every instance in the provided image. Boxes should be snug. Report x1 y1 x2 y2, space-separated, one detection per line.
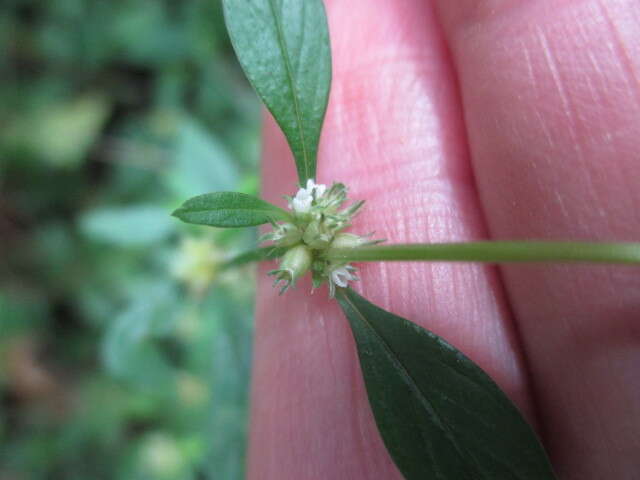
221 246 287 270
102 283 177 392
2 94 111 168
172 191 292 228
222 0 331 184
336 288 557 480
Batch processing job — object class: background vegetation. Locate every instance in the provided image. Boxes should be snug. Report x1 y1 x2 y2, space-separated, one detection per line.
0 1 260 478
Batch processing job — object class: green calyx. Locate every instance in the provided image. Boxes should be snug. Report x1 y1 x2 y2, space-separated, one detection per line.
262 180 381 296
268 244 313 294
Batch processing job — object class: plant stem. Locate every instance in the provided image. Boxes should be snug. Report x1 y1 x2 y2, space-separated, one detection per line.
328 241 640 264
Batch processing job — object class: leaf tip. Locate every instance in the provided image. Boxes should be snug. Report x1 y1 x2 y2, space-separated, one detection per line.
170 207 185 220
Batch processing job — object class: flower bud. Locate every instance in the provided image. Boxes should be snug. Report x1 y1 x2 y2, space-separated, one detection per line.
268 244 312 293
316 182 347 211
259 222 302 247
275 223 302 247
302 220 332 249
330 233 367 249
281 244 312 275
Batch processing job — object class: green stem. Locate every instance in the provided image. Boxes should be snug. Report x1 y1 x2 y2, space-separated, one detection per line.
220 246 287 271
328 241 640 264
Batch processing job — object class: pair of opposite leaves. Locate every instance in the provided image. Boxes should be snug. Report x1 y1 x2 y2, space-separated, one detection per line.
174 1 558 478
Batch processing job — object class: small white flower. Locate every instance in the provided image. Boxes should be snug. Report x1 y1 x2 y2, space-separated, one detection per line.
290 179 327 213
312 180 327 198
327 264 358 297
330 265 357 288
291 189 312 213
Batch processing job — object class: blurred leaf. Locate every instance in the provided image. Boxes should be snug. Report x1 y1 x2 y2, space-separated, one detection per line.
172 192 291 228
167 116 239 198
2 1 259 477
0 291 48 340
201 289 253 480
31 222 76 286
102 283 177 391
222 0 331 183
79 205 175 247
2 94 110 168
336 288 557 480
109 1 185 65
56 378 141 455
99 112 173 203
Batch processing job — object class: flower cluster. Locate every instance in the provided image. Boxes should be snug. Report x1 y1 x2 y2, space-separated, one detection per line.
172 237 222 294
262 180 381 296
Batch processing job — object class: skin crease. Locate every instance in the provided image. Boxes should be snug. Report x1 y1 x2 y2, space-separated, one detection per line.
247 1 640 479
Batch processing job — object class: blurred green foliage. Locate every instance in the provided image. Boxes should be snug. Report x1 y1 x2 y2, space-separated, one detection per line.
0 1 261 478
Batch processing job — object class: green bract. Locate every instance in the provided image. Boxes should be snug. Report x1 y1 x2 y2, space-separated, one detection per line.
268 244 312 293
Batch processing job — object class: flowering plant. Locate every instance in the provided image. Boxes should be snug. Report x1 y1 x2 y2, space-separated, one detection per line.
172 1 640 479
262 179 378 295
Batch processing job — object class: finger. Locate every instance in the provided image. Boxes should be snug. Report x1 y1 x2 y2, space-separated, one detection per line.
435 1 640 478
248 0 536 478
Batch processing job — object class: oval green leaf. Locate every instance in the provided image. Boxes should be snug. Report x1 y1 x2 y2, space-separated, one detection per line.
172 192 291 228
222 0 331 184
336 287 557 480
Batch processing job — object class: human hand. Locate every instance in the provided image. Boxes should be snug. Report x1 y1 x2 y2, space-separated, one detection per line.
248 1 640 478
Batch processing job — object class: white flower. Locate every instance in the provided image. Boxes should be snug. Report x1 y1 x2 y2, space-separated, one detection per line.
328 264 358 297
330 265 357 288
290 179 326 213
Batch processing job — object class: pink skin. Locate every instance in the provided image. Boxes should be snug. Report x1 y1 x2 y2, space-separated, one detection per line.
248 1 640 479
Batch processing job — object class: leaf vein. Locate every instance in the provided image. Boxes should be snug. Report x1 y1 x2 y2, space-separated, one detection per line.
266 0 310 182
340 290 491 479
